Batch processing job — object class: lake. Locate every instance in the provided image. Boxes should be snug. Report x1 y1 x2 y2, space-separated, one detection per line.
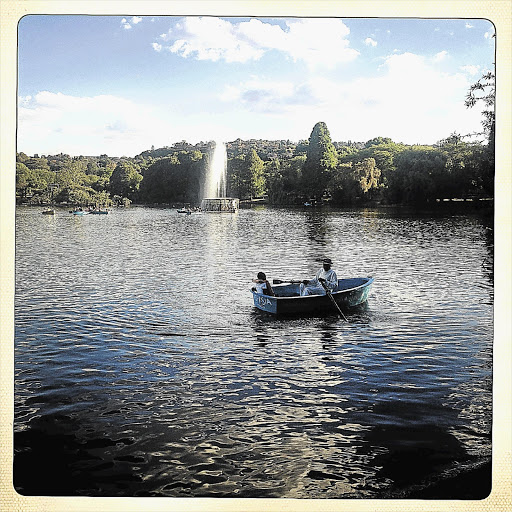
14 204 493 498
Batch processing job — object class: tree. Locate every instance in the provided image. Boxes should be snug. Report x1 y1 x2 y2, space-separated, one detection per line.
227 150 265 200
302 122 338 199
16 162 32 200
227 155 246 199
465 71 495 141
16 161 57 203
364 136 393 148
465 70 495 198
245 149 265 198
264 156 305 204
392 147 447 204
139 151 205 203
109 161 142 200
354 158 381 195
329 158 381 205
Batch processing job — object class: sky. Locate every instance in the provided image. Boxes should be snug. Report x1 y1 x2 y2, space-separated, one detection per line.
17 15 496 157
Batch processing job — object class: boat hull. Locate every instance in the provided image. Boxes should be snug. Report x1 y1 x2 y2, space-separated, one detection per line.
252 277 373 315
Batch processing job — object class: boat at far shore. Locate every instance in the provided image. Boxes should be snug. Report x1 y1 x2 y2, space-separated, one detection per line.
252 277 373 315
42 208 55 215
70 208 109 215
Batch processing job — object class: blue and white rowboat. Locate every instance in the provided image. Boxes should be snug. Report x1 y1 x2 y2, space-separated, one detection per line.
252 277 373 315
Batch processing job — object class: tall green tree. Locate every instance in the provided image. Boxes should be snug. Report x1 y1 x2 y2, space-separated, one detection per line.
302 122 338 199
245 149 265 198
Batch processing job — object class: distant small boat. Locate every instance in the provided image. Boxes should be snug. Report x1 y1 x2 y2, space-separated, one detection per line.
177 208 192 215
252 277 373 315
42 208 55 215
71 210 89 215
89 209 109 215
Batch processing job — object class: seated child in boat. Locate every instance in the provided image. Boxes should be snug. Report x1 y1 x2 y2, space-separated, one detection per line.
252 272 275 296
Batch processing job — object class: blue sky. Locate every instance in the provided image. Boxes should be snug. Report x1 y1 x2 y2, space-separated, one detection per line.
17 15 495 157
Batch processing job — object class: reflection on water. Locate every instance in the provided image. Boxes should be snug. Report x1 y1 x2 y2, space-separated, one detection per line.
14 205 493 498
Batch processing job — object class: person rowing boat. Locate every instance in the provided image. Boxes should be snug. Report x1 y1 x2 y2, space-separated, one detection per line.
299 258 337 296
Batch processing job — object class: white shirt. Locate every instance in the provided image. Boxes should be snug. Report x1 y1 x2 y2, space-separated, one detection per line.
254 281 269 294
311 268 338 291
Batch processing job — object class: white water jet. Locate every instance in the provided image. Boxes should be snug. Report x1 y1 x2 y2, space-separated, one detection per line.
205 140 227 199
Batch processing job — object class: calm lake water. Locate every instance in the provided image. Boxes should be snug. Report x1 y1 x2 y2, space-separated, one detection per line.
14 204 493 498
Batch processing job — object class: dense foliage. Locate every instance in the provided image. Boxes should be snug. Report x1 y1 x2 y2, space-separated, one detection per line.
16 73 494 208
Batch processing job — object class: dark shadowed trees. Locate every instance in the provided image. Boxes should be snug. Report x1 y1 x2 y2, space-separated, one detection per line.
109 161 143 200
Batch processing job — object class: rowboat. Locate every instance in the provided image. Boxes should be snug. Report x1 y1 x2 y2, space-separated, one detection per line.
89 209 109 214
71 210 89 215
42 208 55 215
252 277 373 315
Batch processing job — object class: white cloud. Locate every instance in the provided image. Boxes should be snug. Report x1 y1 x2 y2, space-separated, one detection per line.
152 42 162 52
432 50 448 63
17 92 175 156
365 37 377 47
460 64 480 75
155 17 359 68
121 16 142 30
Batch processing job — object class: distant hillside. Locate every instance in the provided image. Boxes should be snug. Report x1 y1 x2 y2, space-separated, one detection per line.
136 138 365 161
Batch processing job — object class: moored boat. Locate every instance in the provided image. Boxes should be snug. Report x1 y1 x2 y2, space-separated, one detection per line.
252 277 373 315
71 210 89 215
89 209 109 214
42 208 55 215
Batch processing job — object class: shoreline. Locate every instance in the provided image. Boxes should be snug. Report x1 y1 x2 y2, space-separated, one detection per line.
391 461 492 500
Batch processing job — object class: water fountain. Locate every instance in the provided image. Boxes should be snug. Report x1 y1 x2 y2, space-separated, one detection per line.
201 140 239 212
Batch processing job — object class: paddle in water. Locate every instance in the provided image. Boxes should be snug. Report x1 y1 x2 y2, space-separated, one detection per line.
319 279 348 321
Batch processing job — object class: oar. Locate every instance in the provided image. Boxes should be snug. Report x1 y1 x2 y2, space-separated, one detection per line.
272 279 302 284
320 280 348 321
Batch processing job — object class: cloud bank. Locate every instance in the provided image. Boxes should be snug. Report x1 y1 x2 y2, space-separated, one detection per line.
218 51 482 144
18 92 173 156
155 17 359 68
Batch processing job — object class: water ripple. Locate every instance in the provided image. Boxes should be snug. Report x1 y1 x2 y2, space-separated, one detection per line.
14 206 493 498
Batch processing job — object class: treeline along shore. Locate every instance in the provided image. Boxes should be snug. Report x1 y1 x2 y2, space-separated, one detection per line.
15 72 496 209
16 122 494 209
